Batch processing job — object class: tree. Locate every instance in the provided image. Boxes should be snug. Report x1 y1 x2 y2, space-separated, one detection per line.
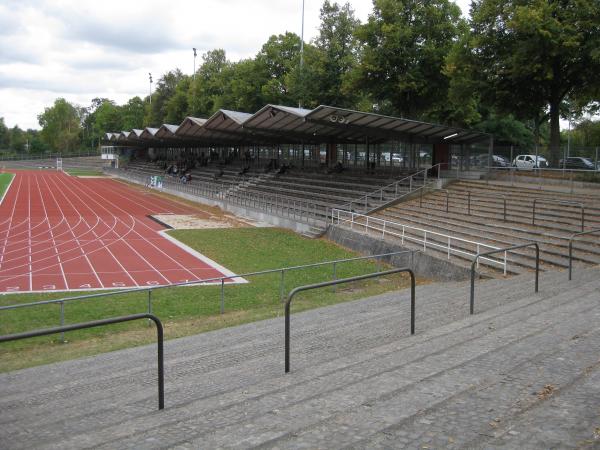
309 1 360 108
121 97 145 130
188 50 230 117
146 69 186 126
352 0 463 119
38 98 82 152
92 100 123 139
255 33 303 106
219 58 270 113
470 0 600 163
0 118 8 149
165 77 191 124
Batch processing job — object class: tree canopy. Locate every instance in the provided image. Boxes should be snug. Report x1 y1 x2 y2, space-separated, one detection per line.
9 0 598 155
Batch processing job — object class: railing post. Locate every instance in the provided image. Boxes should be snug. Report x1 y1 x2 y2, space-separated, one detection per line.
332 262 337 293
569 238 573 281
534 243 539 293
503 251 507 276
365 216 369 235
220 279 225 314
59 301 65 343
503 198 507 221
447 237 451 259
423 231 427 251
382 221 386 239
581 207 585 232
148 290 153 327
467 192 471 215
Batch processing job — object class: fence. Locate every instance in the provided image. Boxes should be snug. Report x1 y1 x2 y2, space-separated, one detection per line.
340 164 442 214
106 167 326 226
0 151 100 161
0 250 417 335
331 209 506 272
284 268 416 373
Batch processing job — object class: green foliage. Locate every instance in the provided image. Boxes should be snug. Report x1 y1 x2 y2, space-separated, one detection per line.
256 32 303 106
469 0 600 163
0 173 14 198
353 0 463 119
189 49 230 117
120 96 145 130
37 98 82 152
475 114 534 147
568 119 600 148
146 69 187 126
0 227 410 370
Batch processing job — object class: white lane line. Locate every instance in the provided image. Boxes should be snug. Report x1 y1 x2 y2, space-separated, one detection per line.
0 174 22 270
65 176 196 282
74 177 228 281
27 174 32 291
45 173 140 287
34 173 70 290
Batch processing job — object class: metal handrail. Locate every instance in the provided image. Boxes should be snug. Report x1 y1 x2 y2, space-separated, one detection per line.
284 268 415 373
568 228 600 280
342 165 442 213
331 209 506 270
532 198 584 231
419 189 507 221
465 192 507 221
469 242 539 315
420 187 448 212
0 250 415 319
0 313 165 410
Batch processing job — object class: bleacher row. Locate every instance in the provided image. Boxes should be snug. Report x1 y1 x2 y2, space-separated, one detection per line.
124 159 424 216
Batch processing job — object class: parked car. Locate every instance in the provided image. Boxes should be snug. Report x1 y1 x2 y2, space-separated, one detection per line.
491 155 510 167
513 154 548 169
558 157 596 170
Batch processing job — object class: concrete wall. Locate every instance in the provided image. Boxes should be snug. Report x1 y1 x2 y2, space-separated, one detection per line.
122 178 314 234
326 226 472 282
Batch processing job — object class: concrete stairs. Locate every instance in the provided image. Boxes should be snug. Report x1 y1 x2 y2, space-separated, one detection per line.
369 180 600 275
1 265 599 449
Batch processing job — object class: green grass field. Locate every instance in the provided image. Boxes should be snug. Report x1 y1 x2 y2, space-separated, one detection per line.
0 173 14 200
0 227 416 372
64 168 104 177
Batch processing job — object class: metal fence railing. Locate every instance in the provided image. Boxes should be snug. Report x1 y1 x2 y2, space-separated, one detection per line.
284 268 416 373
105 167 326 226
0 313 165 410
331 209 506 272
0 250 417 333
568 228 600 280
470 243 539 315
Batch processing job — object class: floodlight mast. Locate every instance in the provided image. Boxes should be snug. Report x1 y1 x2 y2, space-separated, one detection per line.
149 73 153 106
299 0 305 108
193 48 197 81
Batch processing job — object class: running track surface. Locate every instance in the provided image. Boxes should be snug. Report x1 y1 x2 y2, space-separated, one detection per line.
0 171 240 294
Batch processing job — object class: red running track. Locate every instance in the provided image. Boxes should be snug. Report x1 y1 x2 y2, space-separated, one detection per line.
0 171 241 294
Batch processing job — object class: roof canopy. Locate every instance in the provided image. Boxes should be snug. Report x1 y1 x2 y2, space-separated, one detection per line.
106 104 490 147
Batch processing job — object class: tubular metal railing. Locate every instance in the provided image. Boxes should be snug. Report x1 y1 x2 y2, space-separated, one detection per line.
341 164 442 214
0 313 165 410
284 268 416 373
331 209 506 272
106 167 325 226
0 250 416 329
532 198 584 231
568 228 600 280
419 189 507 221
469 243 539 315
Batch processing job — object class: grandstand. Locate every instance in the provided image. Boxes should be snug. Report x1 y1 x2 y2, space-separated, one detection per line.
1 104 599 448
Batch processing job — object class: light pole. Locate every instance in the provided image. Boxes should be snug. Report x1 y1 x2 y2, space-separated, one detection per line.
299 0 305 108
148 73 153 106
193 48 197 81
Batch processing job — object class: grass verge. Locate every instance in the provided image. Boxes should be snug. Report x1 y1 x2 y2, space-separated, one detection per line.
0 172 14 201
0 227 419 372
64 168 105 177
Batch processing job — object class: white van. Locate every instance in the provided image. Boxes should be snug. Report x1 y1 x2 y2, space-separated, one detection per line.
513 154 548 169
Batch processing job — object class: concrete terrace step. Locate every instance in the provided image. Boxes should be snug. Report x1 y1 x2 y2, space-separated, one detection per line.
375 206 600 267
1 266 598 448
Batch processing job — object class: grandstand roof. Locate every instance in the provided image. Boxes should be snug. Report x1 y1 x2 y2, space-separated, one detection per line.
105 105 490 147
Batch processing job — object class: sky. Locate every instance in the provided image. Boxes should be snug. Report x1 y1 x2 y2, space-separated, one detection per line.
0 0 472 130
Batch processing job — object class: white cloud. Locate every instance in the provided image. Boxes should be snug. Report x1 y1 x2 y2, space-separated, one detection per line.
0 0 472 130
